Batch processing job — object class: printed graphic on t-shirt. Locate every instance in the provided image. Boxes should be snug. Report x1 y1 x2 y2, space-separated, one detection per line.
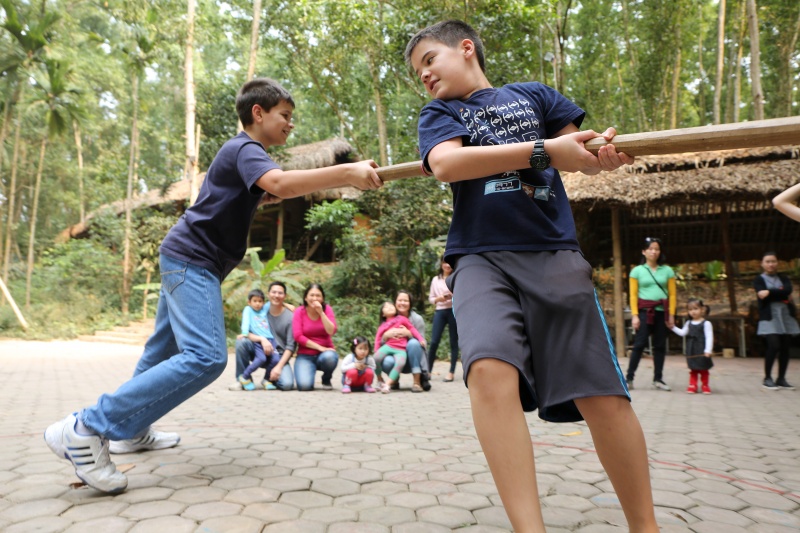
459 97 549 200
460 96 541 148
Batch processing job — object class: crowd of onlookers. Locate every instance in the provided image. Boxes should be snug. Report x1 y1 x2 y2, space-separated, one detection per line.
230 257 460 394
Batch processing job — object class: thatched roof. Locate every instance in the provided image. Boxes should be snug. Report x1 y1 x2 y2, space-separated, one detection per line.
58 137 358 242
563 145 800 209
566 145 800 266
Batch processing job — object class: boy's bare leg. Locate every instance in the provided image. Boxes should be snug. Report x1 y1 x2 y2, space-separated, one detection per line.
574 395 659 533
468 358 546 533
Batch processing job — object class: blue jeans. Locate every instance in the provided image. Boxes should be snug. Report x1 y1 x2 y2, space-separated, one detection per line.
429 308 459 373
294 351 339 391
382 339 423 376
235 338 295 390
81 254 228 440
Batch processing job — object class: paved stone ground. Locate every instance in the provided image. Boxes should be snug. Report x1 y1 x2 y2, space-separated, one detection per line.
1 339 800 532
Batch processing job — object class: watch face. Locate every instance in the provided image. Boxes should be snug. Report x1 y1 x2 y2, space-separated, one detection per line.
530 153 550 170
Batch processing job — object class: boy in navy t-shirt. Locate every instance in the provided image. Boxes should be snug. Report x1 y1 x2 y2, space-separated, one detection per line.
406 21 658 532
44 78 382 493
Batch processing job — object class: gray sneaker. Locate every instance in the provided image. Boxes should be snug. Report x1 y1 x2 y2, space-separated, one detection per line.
652 380 671 391
763 377 780 390
109 427 180 454
44 414 128 493
776 378 795 390
626 378 634 390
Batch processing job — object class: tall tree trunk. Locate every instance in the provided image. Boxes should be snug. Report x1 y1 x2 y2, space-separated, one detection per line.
0 85 17 263
669 15 682 129
746 0 764 120
122 72 140 316
368 55 388 167
186 0 199 206
25 134 48 307
734 3 746 122
73 120 85 223
621 0 646 131
777 10 800 117
714 0 726 124
2 86 25 286
238 0 262 133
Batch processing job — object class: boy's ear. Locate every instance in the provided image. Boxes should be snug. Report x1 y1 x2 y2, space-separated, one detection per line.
461 39 476 60
251 104 263 123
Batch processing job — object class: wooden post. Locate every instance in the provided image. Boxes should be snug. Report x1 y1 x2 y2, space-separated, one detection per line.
0 275 28 330
612 208 626 359
275 203 284 254
719 203 738 314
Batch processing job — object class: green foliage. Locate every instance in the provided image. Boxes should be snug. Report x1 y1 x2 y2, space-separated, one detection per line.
304 199 360 242
331 296 384 356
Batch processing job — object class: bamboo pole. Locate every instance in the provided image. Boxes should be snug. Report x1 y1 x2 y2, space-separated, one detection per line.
0 276 28 330
376 116 800 182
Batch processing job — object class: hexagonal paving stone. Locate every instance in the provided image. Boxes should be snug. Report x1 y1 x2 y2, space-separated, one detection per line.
242 502 302 523
339 468 383 484
116 487 175 504
63 516 134 533
328 522 388 533
542 494 596 512
169 486 226 504
740 507 800 528
688 505 755 527
181 501 242 521
61 500 129 521
301 505 357 523
120 500 186 520
3 516 72 533
262 476 311 492
333 494 385 511
438 491 492 511
225 486 280 505
387 491 438 510
197 515 264 533
128 515 196 532
359 505 416 526
279 490 333 509
310 477 360 497
0 498 72 523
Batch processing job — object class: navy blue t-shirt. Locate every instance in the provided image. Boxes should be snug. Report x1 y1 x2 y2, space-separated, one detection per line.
160 131 280 280
417 82 585 261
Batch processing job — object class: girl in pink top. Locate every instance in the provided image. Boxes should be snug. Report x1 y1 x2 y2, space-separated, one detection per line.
292 283 339 391
374 302 425 393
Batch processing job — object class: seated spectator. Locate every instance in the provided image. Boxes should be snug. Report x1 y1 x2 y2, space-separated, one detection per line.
236 289 278 391
378 290 430 392
231 281 296 391
341 336 377 393
374 301 427 393
292 283 339 391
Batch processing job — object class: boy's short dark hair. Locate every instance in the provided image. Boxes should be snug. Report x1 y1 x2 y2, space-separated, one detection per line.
404 20 486 73
236 78 295 127
248 289 266 301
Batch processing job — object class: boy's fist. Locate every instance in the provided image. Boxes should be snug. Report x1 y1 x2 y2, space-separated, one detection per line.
346 160 383 190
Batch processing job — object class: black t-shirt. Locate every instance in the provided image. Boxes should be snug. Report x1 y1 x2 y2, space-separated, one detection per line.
160 131 280 279
417 82 585 261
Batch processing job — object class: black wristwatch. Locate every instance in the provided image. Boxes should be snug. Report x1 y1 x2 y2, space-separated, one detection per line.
528 139 550 170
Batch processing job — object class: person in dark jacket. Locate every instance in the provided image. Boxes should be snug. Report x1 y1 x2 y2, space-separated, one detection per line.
754 251 800 390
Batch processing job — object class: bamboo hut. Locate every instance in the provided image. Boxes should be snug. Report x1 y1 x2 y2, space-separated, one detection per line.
58 138 361 261
562 145 800 358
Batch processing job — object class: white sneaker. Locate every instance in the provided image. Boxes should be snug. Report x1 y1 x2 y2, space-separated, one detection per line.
44 414 128 493
228 381 244 391
109 427 180 454
653 380 672 391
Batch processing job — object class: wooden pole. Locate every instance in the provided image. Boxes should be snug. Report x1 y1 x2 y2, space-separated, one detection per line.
275 203 284 254
0 275 28 330
612 208 626 360
719 204 738 314
375 116 800 182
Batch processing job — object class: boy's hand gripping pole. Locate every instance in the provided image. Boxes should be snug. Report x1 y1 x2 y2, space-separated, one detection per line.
375 116 800 182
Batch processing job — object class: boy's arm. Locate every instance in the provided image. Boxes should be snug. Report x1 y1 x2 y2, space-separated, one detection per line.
773 183 800 223
256 161 382 198
240 307 251 336
427 126 633 183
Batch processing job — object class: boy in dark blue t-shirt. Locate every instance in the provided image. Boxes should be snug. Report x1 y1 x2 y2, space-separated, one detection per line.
45 78 382 493
406 21 658 532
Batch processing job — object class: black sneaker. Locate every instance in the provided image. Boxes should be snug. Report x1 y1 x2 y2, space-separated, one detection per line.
420 372 432 392
776 378 796 390
763 377 780 390
652 380 671 391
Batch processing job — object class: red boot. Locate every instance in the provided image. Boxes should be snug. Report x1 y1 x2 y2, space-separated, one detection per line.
700 370 711 394
687 371 698 394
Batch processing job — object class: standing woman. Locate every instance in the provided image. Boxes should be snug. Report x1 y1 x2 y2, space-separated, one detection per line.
379 290 429 392
292 283 339 391
754 252 800 390
428 257 459 382
626 237 676 391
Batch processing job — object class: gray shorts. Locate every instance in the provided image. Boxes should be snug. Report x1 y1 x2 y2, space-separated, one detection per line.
447 250 629 422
